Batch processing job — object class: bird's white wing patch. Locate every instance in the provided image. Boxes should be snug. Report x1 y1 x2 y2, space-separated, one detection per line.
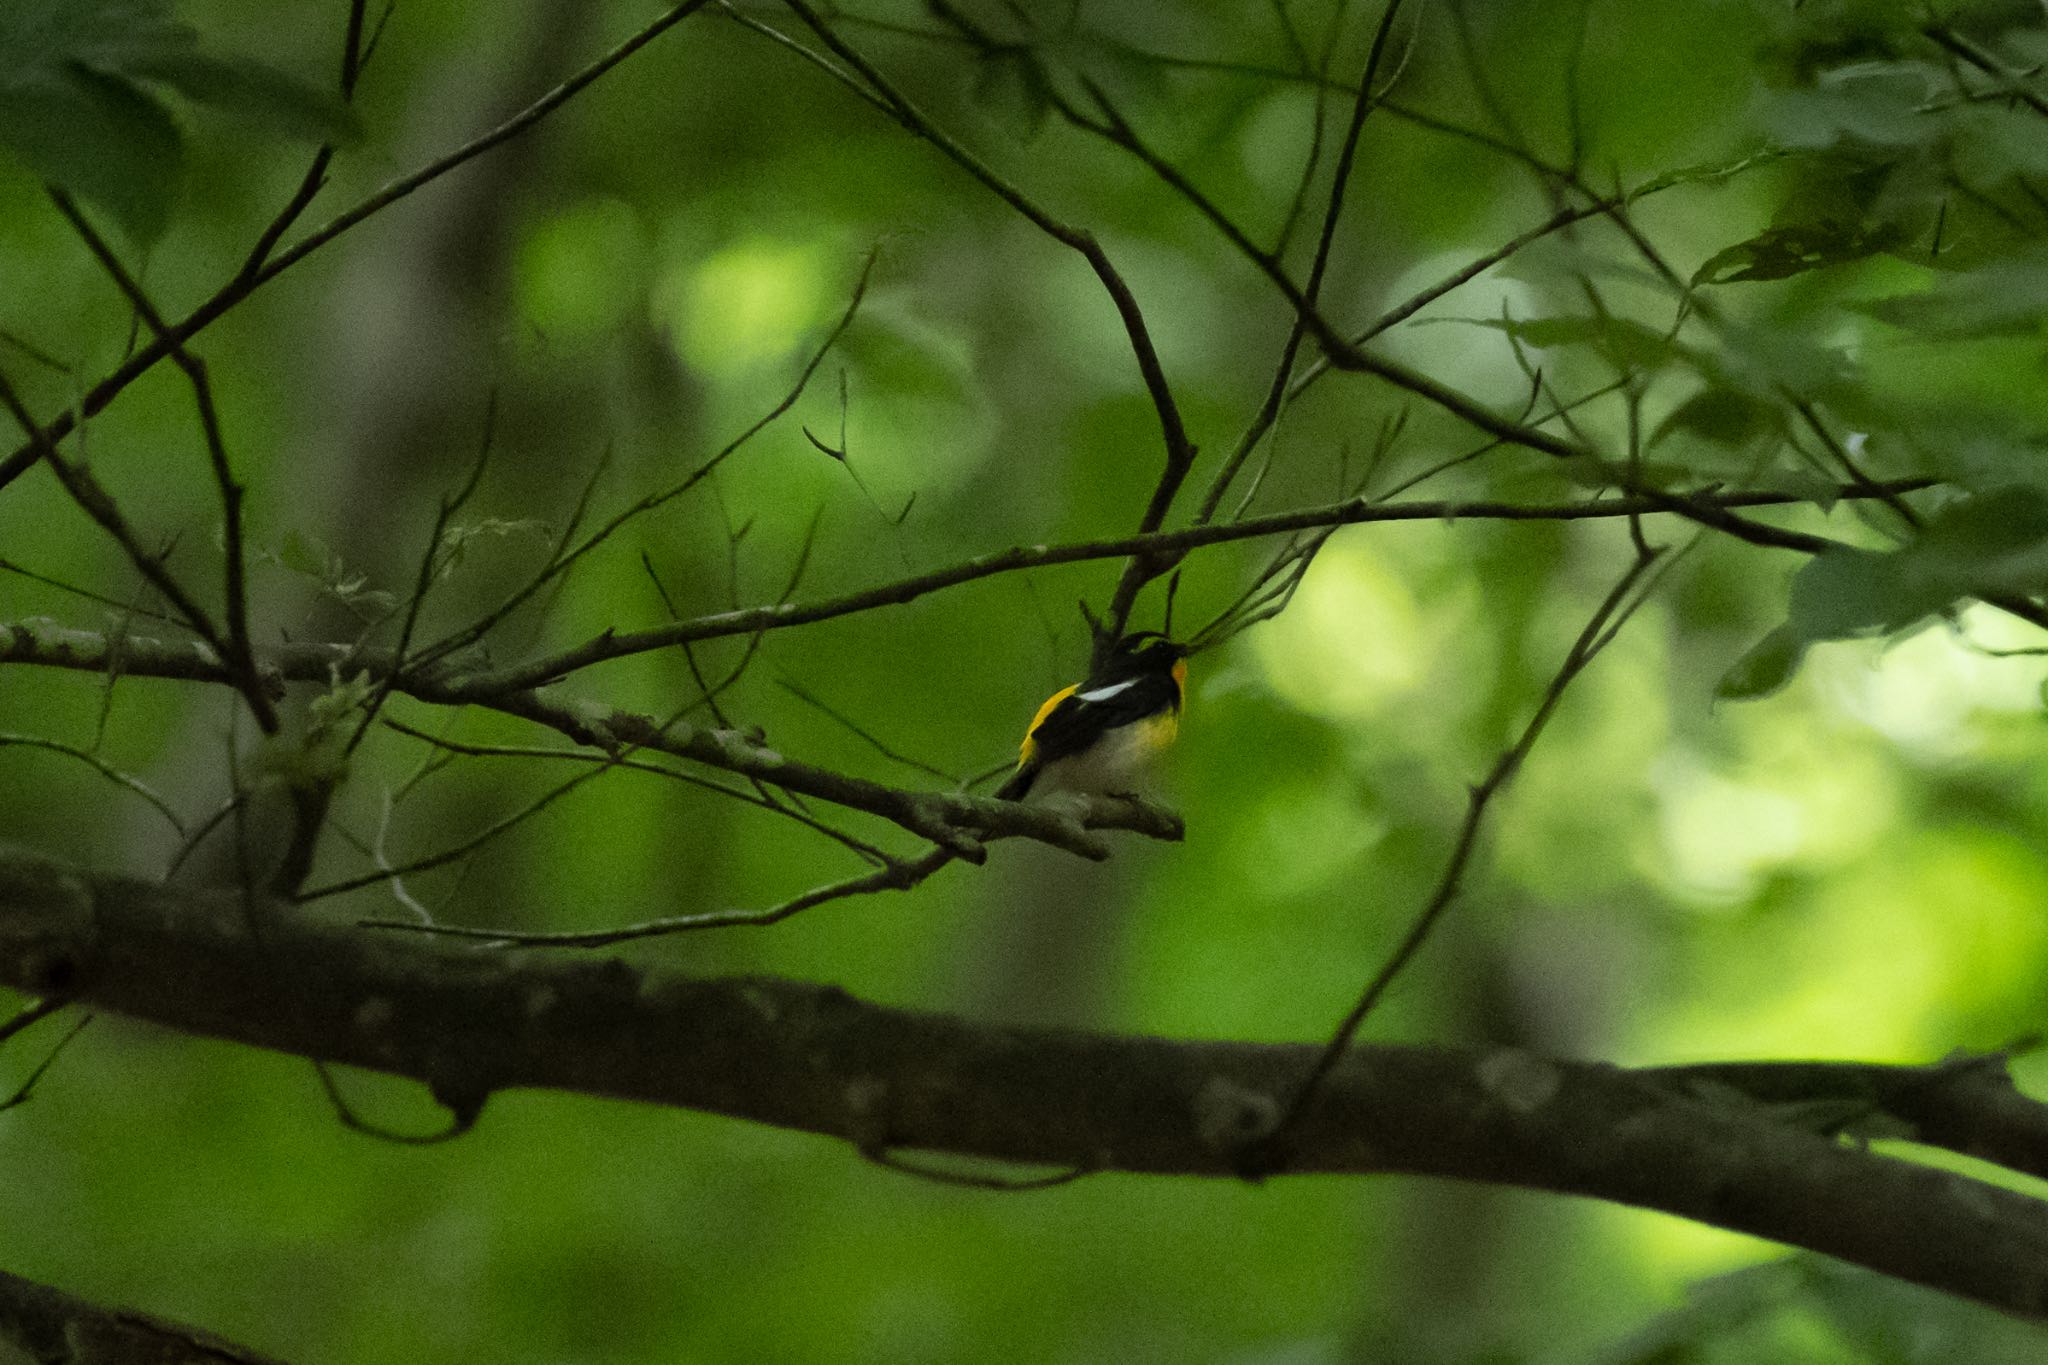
1076 678 1138 702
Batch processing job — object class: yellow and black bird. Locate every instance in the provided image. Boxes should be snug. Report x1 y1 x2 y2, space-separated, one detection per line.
997 632 1188 801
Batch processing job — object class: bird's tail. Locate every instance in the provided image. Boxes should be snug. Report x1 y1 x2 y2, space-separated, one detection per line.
994 762 1039 802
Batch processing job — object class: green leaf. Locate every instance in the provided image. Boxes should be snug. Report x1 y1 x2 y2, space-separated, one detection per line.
1909 484 2048 598
1857 251 2048 338
1787 547 1912 639
436 518 551 583
0 65 181 243
970 48 1055 140
1763 68 1939 151
1423 314 1679 373
123 48 358 144
0 0 357 242
1693 220 1899 285
1717 626 1808 701
1699 317 1857 400
273 528 327 579
1742 487 2048 697
1651 387 1782 448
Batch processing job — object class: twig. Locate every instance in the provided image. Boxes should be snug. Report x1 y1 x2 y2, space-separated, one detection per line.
45 189 277 733
0 734 186 836
0 372 237 680
777 677 960 784
769 0 1197 666
1923 25 2048 121
409 249 877 676
443 478 1899 689
0 0 714 494
0 555 186 626
379 714 889 863
362 846 958 944
0 996 66 1047
1254 544 1664 1168
0 1010 93 1112
236 0 374 277
344 394 497 753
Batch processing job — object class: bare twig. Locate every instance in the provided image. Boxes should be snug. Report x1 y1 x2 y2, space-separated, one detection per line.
362 846 957 944
777 676 960 785
1255 544 1665 1167
0 996 67 1047
0 734 186 836
344 395 498 754
379 714 889 864
442 478 1893 690
1 479 1928 712
767 0 1197 666
237 0 374 277
0 372 238 682
45 189 277 733
0 0 714 494
0 1010 93 1112
410 250 877 676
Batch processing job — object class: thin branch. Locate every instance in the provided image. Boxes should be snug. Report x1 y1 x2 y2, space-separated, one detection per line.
0 480 1929 708
379 714 889 864
0 0 714 494
236 0 374 277
441 479 1895 690
0 1010 93 1113
363 846 957 944
768 0 1197 664
0 995 67 1047
0 554 186 626
1257 545 1665 1166
776 677 960 784
164 791 247 879
45 189 277 733
344 394 497 753
0 371 237 677
295 731 640 902
1923 25 2048 121
0 734 185 836
410 250 876 676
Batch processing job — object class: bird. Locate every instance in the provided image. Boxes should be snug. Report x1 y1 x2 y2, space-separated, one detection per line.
997 631 1188 802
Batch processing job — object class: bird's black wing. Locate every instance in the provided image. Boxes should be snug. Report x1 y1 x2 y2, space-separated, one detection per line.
1027 672 1181 763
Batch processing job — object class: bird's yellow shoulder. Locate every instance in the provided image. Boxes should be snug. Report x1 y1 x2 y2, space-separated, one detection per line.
1018 682 1079 765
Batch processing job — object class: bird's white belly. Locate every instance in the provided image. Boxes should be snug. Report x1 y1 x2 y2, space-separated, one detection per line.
1030 711 1176 798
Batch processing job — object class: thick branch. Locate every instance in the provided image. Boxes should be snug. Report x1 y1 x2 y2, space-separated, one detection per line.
0 1266 286 1365
3 848 2048 1318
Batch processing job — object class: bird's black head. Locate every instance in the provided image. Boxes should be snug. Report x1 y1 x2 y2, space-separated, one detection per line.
1106 630 1186 679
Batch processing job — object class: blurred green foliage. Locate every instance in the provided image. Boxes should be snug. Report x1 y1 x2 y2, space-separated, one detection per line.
6 0 2048 1360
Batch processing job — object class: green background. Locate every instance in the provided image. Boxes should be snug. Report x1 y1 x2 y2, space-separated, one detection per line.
5 0 2048 1359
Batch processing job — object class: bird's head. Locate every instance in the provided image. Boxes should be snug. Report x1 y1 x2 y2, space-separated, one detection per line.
1108 631 1187 680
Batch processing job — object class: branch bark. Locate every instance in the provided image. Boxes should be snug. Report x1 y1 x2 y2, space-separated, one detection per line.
0 1266 287 1365
3 848 2047 1319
